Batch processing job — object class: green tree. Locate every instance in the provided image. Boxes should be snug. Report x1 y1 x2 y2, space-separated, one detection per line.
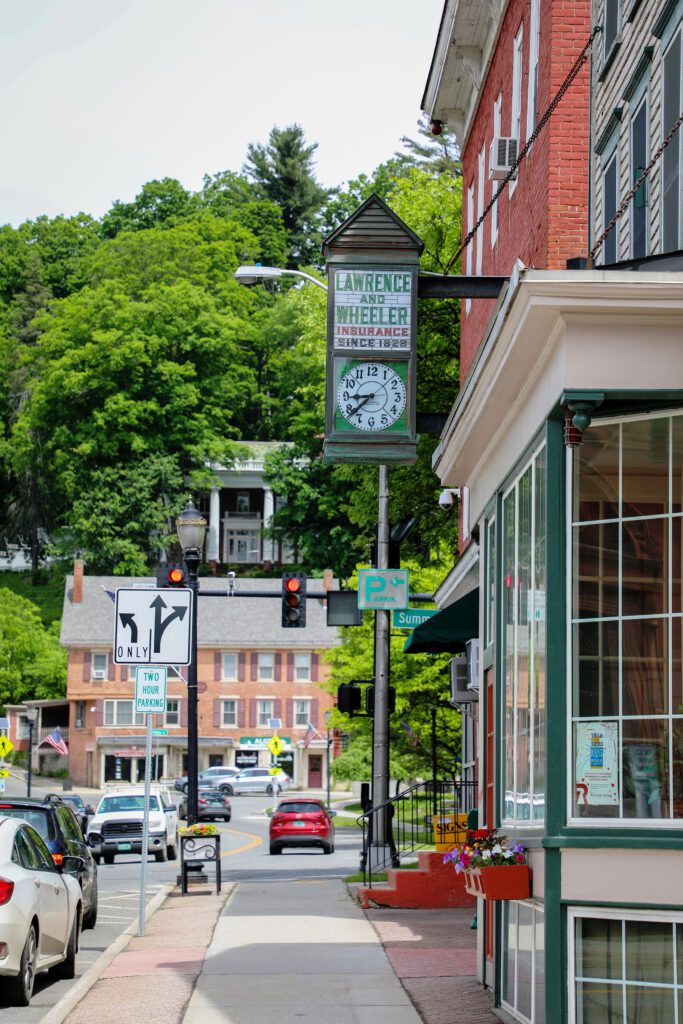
101 178 199 238
0 589 66 704
244 124 328 266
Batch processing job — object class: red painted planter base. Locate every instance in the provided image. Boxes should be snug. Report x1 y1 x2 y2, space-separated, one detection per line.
462 865 531 900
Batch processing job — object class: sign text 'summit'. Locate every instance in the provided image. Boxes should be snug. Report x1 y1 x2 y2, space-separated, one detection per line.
333 269 412 351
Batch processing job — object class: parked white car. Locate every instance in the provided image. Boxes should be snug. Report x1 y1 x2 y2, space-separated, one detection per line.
0 816 83 1006
86 786 179 864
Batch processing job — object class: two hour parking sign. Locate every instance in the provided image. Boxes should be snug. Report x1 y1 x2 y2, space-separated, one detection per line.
114 588 192 665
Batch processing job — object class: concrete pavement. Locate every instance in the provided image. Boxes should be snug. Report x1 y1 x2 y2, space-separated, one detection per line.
52 877 498 1024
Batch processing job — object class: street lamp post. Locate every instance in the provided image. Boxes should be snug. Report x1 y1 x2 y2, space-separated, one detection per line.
175 501 207 827
234 265 328 291
324 710 332 809
26 706 39 798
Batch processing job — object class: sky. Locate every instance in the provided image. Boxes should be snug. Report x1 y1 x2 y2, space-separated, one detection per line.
0 0 444 227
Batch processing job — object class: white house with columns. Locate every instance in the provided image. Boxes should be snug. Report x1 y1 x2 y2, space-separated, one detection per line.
203 442 296 567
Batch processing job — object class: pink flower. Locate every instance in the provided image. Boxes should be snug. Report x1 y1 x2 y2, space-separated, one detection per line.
516 853 525 863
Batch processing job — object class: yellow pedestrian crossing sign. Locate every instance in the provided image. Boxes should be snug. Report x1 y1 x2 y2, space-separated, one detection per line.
0 769 9 778
0 737 14 759
266 735 284 757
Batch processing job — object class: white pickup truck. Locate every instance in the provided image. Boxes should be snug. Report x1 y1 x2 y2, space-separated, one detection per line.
86 785 178 865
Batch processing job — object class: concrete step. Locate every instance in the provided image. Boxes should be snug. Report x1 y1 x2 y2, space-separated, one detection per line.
357 851 476 909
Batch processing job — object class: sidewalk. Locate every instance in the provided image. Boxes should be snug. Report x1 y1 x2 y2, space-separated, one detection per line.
56 879 498 1024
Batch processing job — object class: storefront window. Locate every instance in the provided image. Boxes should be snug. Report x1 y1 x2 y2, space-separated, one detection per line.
502 445 547 823
572 912 683 1023
503 901 545 1023
571 412 683 821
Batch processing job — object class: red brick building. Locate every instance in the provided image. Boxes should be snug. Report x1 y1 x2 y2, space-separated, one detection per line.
60 563 339 789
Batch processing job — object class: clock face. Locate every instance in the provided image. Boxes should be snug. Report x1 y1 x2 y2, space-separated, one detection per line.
336 361 407 432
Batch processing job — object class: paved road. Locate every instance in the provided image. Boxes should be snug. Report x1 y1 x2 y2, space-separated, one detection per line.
0 777 362 1019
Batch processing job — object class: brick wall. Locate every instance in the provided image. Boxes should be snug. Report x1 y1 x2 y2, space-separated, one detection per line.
460 0 591 379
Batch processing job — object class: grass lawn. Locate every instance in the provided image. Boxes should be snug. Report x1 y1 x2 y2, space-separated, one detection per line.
0 570 67 626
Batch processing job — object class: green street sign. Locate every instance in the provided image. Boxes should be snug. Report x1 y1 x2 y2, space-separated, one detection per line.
152 729 168 736
392 608 438 630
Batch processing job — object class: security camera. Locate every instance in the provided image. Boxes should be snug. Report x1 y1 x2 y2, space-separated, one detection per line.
438 488 460 510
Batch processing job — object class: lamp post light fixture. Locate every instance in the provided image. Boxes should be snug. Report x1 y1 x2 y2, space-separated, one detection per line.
25 706 39 798
175 500 207 826
234 265 328 292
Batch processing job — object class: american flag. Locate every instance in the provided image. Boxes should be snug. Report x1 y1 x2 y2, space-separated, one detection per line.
42 729 69 756
303 723 315 748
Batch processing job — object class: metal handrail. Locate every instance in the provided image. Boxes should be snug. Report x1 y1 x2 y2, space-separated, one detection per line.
357 777 477 889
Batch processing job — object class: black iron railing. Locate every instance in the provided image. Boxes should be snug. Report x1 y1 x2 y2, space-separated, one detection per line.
358 778 477 889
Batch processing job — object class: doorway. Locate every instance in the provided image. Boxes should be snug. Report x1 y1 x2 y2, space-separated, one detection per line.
308 754 323 789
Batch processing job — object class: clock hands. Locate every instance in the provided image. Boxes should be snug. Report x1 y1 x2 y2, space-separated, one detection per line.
350 392 376 414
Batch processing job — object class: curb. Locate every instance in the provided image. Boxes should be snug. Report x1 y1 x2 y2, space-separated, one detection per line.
39 881 175 1024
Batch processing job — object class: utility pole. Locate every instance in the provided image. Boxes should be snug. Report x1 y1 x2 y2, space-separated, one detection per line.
371 464 391 863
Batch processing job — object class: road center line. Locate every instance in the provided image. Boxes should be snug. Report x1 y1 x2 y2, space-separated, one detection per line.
219 828 263 856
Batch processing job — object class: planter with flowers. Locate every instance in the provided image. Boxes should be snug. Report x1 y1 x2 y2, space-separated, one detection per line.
179 823 221 894
444 828 531 900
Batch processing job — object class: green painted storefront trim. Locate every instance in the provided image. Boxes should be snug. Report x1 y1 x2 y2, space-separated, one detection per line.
562 900 683 911
544 417 568 1023
543 834 683 849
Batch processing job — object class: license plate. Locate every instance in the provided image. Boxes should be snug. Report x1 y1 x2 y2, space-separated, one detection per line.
117 842 132 851
293 821 306 828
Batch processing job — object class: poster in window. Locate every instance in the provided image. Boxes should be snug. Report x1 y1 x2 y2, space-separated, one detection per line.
575 721 619 805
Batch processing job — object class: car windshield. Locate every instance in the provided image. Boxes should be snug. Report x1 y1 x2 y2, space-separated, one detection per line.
63 796 85 810
200 790 224 800
97 795 161 813
277 802 325 815
0 807 57 841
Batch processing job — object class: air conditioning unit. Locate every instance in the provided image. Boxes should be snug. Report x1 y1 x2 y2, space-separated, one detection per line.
489 137 518 180
92 669 106 680
466 639 480 692
449 657 478 704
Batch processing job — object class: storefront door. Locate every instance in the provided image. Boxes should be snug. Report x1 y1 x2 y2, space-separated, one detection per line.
308 754 323 788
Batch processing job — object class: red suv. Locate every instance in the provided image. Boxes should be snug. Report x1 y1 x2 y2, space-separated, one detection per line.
269 799 335 855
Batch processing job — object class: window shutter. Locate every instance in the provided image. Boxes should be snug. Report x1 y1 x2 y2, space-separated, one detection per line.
108 653 115 680
249 699 256 728
238 699 246 729
310 698 319 726
214 653 222 681
238 653 246 681
180 699 188 727
274 699 282 721
83 652 91 682
213 699 221 728
95 700 103 726
275 653 282 681
311 654 319 681
121 666 128 682
250 653 258 679
285 699 293 727
286 654 294 681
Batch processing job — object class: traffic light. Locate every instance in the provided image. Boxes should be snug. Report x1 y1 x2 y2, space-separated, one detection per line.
156 563 186 587
365 685 396 716
281 572 306 628
337 682 362 715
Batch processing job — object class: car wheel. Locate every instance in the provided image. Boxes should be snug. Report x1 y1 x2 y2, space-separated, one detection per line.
92 853 101 865
324 844 334 855
53 910 79 980
155 843 168 863
103 851 115 865
266 784 273 796
220 784 233 796
225 814 232 822
4 923 37 1006
269 843 282 855
167 838 178 861
82 878 98 930
183 783 188 794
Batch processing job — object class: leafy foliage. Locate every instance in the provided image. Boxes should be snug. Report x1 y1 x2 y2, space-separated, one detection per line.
0 589 67 704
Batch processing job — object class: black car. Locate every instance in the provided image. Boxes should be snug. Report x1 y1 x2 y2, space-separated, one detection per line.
178 788 231 822
51 793 95 834
0 795 98 929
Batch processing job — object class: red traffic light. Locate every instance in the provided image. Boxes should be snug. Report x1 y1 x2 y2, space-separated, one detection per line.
284 577 300 594
168 567 185 585
281 572 306 628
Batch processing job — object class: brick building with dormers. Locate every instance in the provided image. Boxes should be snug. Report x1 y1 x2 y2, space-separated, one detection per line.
60 562 340 790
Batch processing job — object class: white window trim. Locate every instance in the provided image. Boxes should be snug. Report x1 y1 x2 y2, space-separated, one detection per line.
567 906 683 1024
629 92 650 258
103 699 145 728
502 900 545 1024
258 653 275 681
510 23 524 196
465 184 474 314
476 145 485 276
164 698 180 728
293 698 312 727
566 409 683 828
92 651 108 679
491 94 502 247
257 699 275 727
221 697 239 728
221 653 238 681
294 653 311 681
660 23 682 253
526 0 540 141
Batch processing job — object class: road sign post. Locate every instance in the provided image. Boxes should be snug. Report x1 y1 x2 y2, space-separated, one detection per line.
138 712 153 937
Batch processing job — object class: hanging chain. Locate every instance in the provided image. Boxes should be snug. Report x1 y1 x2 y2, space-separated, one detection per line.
443 25 603 277
590 111 683 261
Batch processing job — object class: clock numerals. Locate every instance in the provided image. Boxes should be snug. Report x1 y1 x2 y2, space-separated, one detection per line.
336 361 407 432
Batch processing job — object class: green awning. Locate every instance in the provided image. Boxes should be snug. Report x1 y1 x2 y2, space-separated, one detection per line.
403 588 479 655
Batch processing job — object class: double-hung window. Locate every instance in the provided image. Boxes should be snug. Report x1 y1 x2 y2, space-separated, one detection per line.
294 654 310 681
294 700 311 727
222 653 237 680
509 24 524 196
165 700 179 727
603 0 620 61
103 700 145 727
630 95 649 258
662 22 682 253
465 184 474 314
258 653 274 681
257 700 274 727
222 700 237 727
602 151 619 264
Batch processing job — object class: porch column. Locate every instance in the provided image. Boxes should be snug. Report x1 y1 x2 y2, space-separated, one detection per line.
262 487 275 562
207 487 221 561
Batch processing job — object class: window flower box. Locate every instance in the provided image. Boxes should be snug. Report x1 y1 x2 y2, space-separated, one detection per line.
462 864 532 901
